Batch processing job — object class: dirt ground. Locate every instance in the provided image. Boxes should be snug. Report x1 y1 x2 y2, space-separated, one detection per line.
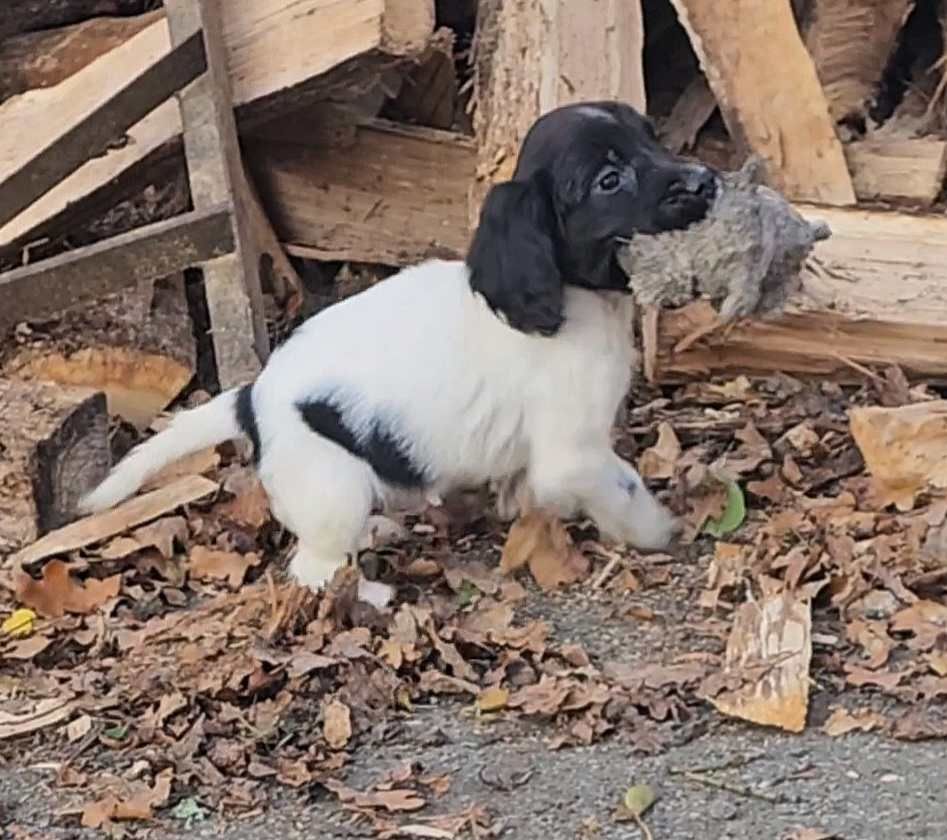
3 373 947 839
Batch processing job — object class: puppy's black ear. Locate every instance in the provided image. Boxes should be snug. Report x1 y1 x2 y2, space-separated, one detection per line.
466 175 563 336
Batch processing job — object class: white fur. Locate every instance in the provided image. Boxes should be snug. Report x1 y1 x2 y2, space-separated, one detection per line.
80 259 678 605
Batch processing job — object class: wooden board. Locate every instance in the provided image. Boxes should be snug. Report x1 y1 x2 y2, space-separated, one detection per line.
647 205 947 381
0 205 234 333
0 11 162 101
0 0 434 251
0 378 109 554
0 0 152 40
471 0 646 220
668 0 856 206
167 0 267 389
845 139 947 205
246 118 475 265
0 30 207 230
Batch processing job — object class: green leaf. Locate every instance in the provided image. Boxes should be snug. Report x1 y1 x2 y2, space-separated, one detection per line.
704 479 746 537
456 580 480 608
102 723 128 741
170 797 207 824
623 783 656 816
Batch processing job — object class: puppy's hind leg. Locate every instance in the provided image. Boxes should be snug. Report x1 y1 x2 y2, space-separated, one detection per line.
261 436 394 609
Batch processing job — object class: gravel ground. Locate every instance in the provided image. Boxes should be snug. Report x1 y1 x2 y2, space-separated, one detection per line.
5 707 946 840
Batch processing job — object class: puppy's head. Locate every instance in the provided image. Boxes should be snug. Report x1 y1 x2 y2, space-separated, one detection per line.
467 100 718 335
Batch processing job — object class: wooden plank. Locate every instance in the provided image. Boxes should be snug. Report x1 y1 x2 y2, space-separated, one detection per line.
246 119 475 265
0 379 109 555
13 475 219 567
0 30 206 230
0 11 163 101
471 0 646 219
0 205 234 333
647 205 947 381
167 0 268 388
668 0 856 206
0 0 152 40
0 1 434 251
845 139 947 205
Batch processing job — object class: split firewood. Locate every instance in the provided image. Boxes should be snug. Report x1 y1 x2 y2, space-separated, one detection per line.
1 274 195 430
0 378 110 555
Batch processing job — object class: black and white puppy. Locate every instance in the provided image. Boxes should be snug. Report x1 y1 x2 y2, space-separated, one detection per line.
80 100 717 608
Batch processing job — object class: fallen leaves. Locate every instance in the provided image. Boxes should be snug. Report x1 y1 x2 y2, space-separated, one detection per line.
704 591 812 733
850 401 947 511
822 707 885 737
15 560 121 618
323 698 353 750
500 510 589 591
81 770 173 828
188 546 260 588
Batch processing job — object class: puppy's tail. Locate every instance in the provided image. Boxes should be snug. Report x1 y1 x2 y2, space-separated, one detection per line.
79 386 249 514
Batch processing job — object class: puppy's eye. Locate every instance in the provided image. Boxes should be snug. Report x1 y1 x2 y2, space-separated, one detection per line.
597 170 622 193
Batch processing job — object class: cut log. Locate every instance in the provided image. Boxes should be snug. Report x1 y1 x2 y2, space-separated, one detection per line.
0 0 153 40
0 11 162 102
646 205 947 382
471 0 646 220
668 0 856 206
0 378 110 555
845 139 947 205
0 0 435 254
2 274 197 430
801 0 915 124
246 118 475 265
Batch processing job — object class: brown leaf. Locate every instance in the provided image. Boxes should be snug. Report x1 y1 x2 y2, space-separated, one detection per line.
0 697 76 740
822 707 885 737
81 770 173 827
15 561 121 618
846 619 892 669
747 474 786 503
323 699 352 750
850 401 947 511
188 546 260 588
476 686 509 712
890 600 947 650
99 516 188 560
324 779 426 812
218 467 271 528
844 665 903 691
500 511 589 591
508 676 572 715
706 591 812 732
638 422 681 480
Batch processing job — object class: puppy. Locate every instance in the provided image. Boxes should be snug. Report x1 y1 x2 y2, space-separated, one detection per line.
80 100 717 608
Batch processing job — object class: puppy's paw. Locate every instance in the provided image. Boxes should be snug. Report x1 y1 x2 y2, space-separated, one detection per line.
624 495 681 552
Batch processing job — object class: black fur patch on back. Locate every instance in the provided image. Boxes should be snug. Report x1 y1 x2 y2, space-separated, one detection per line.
235 384 261 465
297 398 426 488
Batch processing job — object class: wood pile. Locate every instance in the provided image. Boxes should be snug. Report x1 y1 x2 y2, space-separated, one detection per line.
3 0 947 546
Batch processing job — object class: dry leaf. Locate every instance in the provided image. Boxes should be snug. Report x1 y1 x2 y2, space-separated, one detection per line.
500 511 589 591
323 699 352 750
2 608 36 637
100 517 188 560
638 422 680 480
218 467 271 528
66 714 93 742
822 707 885 737
324 779 426 812
80 770 172 827
705 591 812 732
15 561 121 618
850 401 947 511
0 697 76 740
188 547 260 588
476 686 509 713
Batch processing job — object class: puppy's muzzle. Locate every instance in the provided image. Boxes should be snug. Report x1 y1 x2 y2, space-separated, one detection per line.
658 164 718 230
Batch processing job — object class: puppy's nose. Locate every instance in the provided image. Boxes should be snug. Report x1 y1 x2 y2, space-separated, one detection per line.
675 165 717 200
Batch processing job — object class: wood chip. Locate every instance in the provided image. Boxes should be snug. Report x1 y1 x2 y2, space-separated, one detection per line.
13 475 218 566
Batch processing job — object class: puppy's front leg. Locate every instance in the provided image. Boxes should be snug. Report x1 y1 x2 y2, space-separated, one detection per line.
529 448 679 552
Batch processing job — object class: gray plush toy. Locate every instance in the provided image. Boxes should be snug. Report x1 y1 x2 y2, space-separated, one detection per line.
617 157 831 323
